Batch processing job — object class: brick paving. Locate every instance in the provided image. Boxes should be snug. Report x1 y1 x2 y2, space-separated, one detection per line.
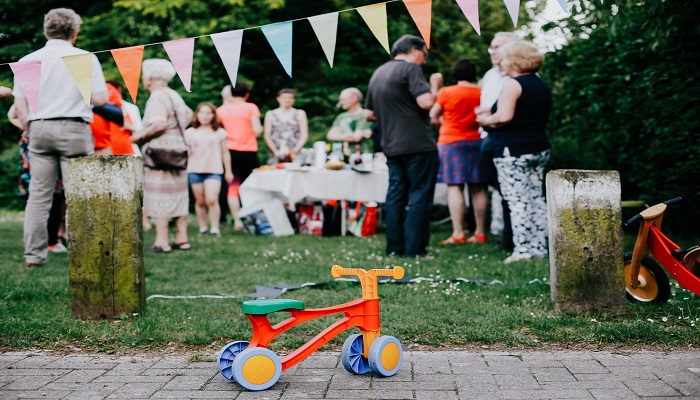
1 350 699 399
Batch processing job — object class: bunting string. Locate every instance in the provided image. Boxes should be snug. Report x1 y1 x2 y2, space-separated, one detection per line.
2 0 568 110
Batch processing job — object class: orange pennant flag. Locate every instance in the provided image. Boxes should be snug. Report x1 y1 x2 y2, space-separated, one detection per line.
110 46 144 103
403 0 433 48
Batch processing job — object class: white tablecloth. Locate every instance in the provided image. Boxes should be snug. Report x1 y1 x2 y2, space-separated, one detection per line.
239 168 389 208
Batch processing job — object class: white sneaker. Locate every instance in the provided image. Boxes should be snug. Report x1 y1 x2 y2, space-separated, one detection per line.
504 253 532 264
48 242 68 253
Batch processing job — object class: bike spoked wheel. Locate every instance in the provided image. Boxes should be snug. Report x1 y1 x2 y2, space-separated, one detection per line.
624 252 671 304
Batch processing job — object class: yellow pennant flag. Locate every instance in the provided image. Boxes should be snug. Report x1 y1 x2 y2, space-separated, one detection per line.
357 3 390 54
62 53 94 108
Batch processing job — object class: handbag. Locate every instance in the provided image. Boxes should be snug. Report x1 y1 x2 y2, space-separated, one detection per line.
142 91 188 170
142 146 188 170
346 201 378 237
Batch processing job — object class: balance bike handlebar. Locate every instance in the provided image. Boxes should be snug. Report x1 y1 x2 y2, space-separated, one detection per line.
332 265 405 280
623 196 683 229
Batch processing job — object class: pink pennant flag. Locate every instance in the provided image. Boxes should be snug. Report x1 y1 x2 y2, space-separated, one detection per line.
503 0 520 27
162 38 195 92
211 30 244 87
9 60 42 114
455 0 480 36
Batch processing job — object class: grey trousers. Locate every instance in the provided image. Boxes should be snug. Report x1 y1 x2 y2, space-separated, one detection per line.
24 120 93 265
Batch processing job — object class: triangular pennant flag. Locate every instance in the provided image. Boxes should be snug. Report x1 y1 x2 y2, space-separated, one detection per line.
308 12 339 68
403 0 433 47
9 60 42 114
110 45 144 103
455 0 481 36
356 3 390 54
556 0 568 13
62 53 94 107
211 30 244 87
260 21 294 78
503 0 520 27
162 38 195 92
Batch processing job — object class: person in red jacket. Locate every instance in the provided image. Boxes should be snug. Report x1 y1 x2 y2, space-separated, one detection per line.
90 82 123 155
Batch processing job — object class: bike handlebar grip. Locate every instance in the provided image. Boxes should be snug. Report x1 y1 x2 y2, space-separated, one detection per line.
374 266 405 280
623 214 642 229
664 196 683 206
331 265 351 278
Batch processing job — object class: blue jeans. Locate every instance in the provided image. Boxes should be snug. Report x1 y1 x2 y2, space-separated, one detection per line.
385 150 439 256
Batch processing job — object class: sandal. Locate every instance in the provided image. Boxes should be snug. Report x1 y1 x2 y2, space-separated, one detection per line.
171 242 191 251
466 234 487 244
148 245 171 253
438 235 467 245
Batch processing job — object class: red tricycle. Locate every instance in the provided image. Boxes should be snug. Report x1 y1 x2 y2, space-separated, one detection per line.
216 265 405 391
624 197 700 304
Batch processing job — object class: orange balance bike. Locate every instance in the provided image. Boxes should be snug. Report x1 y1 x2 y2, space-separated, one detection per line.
216 265 405 391
624 197 700 304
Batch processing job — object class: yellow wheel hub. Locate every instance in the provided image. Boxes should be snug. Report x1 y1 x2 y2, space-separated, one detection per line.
241 355 276 385
625 264 659 301
380 342 400 371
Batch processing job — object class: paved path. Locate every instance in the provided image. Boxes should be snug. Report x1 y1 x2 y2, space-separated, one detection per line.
1 350 699 399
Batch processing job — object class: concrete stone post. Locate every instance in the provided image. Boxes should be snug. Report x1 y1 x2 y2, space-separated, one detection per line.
546 170 626 313
66 156 145 319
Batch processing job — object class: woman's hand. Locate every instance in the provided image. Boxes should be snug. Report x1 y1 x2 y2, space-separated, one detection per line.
224 172 234 184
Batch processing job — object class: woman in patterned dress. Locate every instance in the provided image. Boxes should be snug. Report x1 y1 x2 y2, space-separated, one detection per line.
263 89 308 162
476 41 552 264
132 59 193 253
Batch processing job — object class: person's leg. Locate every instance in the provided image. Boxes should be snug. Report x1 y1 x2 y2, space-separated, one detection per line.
24 150 58 265
522 150 550 257
191 180 207 233
469 184 489 237
494 156 529 258
385 157 409 256
153 218 171 250
174 215 190 247
47 192 62 247
404 151 439 256
446 184 466 239
204 177 222 234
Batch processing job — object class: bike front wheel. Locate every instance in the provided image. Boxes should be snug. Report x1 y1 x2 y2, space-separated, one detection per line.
624 252 671 304
231 347 282 391
368 335 403 377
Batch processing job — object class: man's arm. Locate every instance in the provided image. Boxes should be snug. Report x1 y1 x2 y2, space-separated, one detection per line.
415 73 443 110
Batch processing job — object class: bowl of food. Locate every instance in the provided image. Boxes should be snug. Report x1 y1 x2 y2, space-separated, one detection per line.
325 160 346 170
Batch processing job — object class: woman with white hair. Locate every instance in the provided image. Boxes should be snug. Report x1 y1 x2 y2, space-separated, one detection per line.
476 41 552 264
132 58 193 253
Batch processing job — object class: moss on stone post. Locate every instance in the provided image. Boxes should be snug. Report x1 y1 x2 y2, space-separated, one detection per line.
66 156 145 320
546 170 626 313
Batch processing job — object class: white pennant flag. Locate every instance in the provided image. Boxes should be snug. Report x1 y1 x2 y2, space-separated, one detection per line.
308 12 339 68
211 30 244 87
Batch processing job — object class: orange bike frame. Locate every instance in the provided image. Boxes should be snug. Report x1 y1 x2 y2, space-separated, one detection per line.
245 298 380 371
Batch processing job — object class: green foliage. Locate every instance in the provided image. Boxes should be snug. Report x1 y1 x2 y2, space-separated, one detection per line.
543 0 700 232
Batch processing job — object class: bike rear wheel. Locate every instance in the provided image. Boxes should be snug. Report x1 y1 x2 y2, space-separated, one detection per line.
624 252 671 304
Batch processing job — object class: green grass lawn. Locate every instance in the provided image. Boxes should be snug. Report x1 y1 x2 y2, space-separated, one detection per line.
0 209 698 353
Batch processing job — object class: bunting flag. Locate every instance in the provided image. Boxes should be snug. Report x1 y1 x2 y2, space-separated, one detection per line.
260 21 294 77
62 53 94 107
9 60 42 114
503 0 520 27
162 38 195 92
403 0 433 47
556 0 568 13
110 45 144 103
307 12 339 68
211 30 244 87
455 0 480 36
356 3 390 54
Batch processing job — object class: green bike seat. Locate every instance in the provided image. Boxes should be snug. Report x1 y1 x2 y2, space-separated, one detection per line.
242 299 305 315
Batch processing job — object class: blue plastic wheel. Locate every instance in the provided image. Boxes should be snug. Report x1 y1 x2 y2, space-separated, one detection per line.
217 341 249 381
341 334 371 374
368 335 403 377
231 347 282 391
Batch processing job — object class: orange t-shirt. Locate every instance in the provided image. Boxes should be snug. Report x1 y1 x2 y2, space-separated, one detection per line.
111 113 135 155
436 85 481 145
90 84 123 150
216 102 261 152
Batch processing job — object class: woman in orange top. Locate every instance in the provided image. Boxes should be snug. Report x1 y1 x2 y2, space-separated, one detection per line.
430 59 488 245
